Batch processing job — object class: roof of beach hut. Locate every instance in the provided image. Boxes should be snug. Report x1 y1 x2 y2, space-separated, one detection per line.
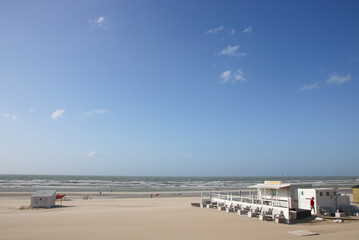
31 190 56 197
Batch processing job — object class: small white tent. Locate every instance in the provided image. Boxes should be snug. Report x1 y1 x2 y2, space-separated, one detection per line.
30 190 56 208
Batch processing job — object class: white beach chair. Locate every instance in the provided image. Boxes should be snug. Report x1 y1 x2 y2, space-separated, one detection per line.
259 208 273 221
238 206 249 215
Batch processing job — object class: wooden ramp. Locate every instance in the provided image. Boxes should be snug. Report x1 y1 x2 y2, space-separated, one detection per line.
289 230 319 236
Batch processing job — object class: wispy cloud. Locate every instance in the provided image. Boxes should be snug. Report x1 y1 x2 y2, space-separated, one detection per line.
298 82 319 91
220 70 232 84
326 72 351 85
51 109 65 119
88 151 102 157
89 16 108 29
29 108 36 112
84 109 107 117
205 26 224 35
1 113 17 122
218 45 247 57
220 69 247 84
243 26 252 34
184 153 194 159
233 69 246 83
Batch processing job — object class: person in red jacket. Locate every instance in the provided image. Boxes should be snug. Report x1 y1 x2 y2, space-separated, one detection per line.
310 197 315 214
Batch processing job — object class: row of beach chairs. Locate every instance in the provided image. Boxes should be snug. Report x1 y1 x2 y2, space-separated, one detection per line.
203 201 286 223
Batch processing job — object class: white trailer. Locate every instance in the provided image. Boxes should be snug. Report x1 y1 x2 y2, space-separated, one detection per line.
298 188 350 215
30 190 56 208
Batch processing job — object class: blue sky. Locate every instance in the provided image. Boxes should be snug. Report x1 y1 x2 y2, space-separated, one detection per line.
1 0 358 176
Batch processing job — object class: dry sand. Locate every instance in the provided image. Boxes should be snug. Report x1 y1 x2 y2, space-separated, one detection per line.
1 193 359 240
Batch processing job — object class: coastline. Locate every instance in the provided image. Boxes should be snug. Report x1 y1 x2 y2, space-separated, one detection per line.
0 191 202 199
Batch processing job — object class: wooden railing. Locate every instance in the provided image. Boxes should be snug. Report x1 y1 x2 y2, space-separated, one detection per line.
203 190 289 208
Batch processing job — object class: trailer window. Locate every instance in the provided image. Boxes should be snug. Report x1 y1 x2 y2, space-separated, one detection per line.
326 192 329 196
319 192 323 196
333 192 336 196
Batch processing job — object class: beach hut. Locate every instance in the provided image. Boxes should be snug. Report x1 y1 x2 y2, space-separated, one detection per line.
30 190 56 208
352 185 359 203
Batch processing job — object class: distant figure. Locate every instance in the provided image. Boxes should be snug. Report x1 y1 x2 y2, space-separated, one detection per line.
150 194 153 198
310 197 315 214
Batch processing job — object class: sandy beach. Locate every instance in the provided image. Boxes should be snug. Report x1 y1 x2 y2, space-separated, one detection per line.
1 193 359 240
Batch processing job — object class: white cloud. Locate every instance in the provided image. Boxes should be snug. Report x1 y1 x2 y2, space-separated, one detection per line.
220 70 232 84
231 29 235 35
1 113 17 122
88 151 101 157
51 109 65 119
184 153 194 159
298 83 319 91
84 109 107 117
233 69 246 83
243 26 252 33
29 109 36 112
89 16 108 29
219 45 247 57
220 69 246 84
326 72 351 85
205 26 224 35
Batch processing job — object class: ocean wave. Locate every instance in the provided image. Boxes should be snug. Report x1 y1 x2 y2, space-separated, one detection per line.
0 175 358 192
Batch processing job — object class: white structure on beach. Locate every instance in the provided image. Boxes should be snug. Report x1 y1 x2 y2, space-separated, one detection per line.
298 188 351 215
203 181 312 222
202 181 358 222
30 190 56 208
248 181 312 209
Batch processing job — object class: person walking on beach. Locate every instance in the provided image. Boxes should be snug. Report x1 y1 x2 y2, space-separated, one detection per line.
310 197 315 214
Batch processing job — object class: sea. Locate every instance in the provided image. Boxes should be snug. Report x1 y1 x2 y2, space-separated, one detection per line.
0 175 358 193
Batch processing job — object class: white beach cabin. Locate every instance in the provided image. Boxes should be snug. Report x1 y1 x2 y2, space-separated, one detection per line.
30 190 56 208
248 181 312 209
298 188 350 215
206 181 312 222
